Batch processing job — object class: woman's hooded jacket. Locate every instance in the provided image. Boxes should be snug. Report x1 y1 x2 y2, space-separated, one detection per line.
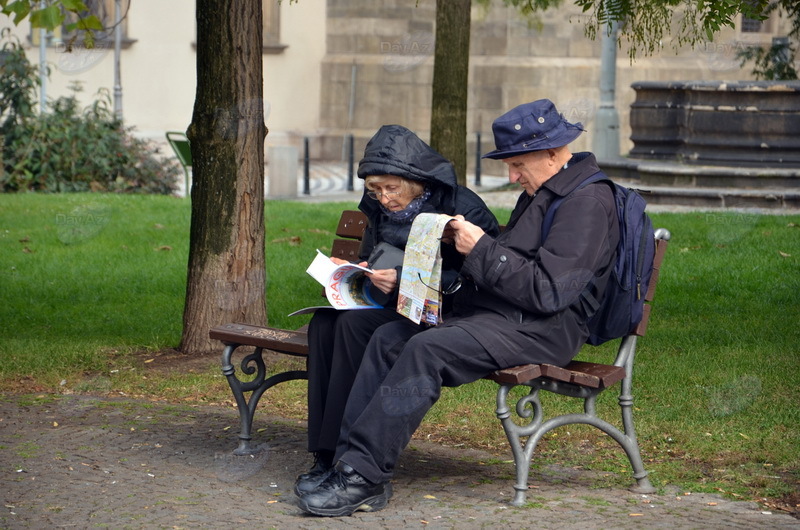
355 124 499 305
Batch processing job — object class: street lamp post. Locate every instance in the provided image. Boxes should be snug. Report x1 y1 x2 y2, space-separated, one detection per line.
113 0 123 119
593 21 620 160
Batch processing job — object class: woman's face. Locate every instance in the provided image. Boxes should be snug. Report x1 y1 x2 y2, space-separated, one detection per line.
365 175 414 211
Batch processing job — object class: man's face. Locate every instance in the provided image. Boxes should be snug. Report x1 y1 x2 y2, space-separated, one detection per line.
502 149 558 196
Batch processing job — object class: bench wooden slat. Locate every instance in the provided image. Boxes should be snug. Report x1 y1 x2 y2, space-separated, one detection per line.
210 323 309 356
632 303 652 337
645 237 668 301
540 361 626 389
540 363 599 387
331 239 362 262
336 210 368 239
486 364 542 385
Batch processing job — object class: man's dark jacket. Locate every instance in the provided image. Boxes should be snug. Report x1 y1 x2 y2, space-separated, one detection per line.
449 152 620 367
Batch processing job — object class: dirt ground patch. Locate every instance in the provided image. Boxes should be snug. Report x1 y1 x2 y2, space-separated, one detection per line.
2 393 798 529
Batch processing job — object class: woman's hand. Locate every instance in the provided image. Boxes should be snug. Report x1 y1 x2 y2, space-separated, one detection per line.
330 257 351 266
366 268 397 294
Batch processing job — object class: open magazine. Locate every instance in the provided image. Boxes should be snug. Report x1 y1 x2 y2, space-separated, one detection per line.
289 250 383 316
290 214 455 321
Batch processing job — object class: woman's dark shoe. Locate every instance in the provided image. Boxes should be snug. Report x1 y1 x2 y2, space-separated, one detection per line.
294 452 334 496
297 462 390 517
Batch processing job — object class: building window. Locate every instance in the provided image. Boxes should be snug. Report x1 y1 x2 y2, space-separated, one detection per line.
31 0 134 49
263 0 287 53
739 1 774 35
741 15 767 33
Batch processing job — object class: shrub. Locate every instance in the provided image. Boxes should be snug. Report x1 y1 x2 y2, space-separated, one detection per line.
0 31 180 194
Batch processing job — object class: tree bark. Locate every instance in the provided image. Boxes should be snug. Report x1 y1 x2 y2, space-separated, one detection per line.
430 0 471 186
180 0 268 354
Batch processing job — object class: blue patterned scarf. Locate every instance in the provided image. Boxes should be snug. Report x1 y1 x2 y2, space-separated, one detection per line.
379 188 432 223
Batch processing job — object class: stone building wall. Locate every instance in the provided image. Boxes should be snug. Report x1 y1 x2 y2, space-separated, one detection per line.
306 0 792 175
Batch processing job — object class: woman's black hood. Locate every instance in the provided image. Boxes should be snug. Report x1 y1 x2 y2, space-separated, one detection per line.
357 125 458 216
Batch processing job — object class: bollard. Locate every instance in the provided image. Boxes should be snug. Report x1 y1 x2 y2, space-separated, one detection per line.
347 134 355 192
266 145 299 199
303 137 310 195
474 131 482 187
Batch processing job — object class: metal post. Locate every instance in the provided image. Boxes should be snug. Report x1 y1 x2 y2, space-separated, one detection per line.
342 60 358 160
346 134 355 192
474 131 482 187
593 21 620 160
113 0 123 119
303 137 310 195
38 1 47 112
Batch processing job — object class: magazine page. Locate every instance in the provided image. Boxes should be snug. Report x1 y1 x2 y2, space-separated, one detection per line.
306 249 340 286
397 213 455 325
289 251 381 315
324 263 382 310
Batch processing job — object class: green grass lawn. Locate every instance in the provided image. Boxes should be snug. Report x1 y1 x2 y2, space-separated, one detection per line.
1 193 798 510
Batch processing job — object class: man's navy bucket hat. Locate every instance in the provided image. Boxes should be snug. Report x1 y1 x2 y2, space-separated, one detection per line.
483 99 585 160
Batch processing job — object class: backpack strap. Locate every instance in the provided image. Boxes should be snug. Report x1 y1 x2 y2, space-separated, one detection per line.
541 171 608 242
540 171 612 322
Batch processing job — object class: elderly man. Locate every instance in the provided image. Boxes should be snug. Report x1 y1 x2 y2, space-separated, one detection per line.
297 99 621 517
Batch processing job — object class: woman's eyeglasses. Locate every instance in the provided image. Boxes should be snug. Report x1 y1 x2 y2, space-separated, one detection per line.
366 190 402 200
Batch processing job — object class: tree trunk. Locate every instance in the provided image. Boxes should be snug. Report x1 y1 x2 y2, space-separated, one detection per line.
180 0 268 354
430 0 471 186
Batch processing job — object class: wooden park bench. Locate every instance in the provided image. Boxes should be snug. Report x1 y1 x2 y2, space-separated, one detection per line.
209 209 671 506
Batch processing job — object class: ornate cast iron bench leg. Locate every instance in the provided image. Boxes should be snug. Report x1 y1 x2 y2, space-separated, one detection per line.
495 384 545 507
494 343 655 506
616 335 656 494
220 342 308 455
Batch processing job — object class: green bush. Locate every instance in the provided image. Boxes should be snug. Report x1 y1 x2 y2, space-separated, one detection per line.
0 31 180 194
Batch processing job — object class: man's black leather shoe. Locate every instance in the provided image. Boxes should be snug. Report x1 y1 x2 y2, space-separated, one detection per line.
297 462 390 517
293 452 334 496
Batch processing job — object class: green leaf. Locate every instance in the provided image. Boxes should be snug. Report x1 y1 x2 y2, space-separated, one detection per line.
30 5 65 31
66 15 104 32
3 1 31 25
82 31 95 49
61 0 90 12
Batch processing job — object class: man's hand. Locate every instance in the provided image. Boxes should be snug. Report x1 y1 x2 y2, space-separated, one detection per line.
447 215 485 255
366 268 397 294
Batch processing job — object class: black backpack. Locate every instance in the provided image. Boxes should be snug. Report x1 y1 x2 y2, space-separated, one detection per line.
542 172 656 345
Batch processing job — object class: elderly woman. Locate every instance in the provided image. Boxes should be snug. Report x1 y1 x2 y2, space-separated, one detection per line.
297 125 499 495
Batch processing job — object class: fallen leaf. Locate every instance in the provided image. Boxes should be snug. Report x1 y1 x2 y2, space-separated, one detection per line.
52 422 58 427
707 502 718 506
156 246 172 251
271 236 302 246
267 500 278 504
154 224 164 229
19 237 30 243
778 251 791 258
423 495 437 499
144 359 154 363
22 247 33 253
629 513 644 516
